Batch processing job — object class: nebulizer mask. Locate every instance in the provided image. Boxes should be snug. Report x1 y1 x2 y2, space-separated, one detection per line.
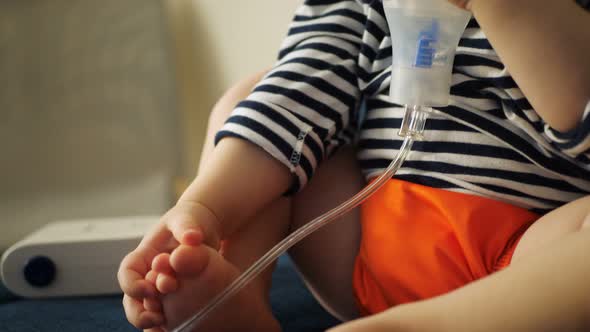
173 1 470 331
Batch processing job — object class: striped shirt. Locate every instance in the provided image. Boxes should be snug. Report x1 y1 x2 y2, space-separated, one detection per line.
216 0 590 214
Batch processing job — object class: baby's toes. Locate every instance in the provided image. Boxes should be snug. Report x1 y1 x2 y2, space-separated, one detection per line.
169 244 210 278
150 253 179 294
156 273 179 294
145 270 158 285
152 253 174 275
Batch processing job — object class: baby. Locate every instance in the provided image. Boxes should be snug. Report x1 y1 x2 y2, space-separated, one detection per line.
119 0 590 331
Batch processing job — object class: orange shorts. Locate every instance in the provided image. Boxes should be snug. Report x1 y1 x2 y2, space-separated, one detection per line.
353 179 539 315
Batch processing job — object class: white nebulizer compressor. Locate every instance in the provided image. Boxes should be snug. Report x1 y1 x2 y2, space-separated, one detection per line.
1 216 159 298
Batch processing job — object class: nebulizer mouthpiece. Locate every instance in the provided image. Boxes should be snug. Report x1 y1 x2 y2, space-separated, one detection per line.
172 2 470 331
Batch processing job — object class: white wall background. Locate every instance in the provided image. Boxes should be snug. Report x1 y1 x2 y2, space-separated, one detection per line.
0 0 302 249
167 0 303 177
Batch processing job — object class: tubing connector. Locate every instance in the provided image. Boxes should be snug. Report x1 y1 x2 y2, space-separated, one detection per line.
398 104 432 140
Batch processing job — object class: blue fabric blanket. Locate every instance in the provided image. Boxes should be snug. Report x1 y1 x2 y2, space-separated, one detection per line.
0 255 339 332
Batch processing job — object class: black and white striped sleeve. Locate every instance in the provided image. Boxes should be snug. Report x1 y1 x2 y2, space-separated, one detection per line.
215 0 365 194
544 100 590 163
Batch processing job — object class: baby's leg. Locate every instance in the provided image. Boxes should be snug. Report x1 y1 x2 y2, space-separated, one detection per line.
289 146 363 322
203 69 363 322
151 70 362 331
147 70 287 331
198 69 363 322
512 195 590 264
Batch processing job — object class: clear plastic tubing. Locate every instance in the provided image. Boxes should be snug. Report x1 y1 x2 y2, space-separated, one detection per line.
172 105 429 332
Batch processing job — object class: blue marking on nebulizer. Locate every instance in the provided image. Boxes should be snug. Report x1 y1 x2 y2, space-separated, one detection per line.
415 20 439 68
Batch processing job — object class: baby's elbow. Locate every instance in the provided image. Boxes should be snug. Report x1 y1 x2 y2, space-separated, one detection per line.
543 94 589 133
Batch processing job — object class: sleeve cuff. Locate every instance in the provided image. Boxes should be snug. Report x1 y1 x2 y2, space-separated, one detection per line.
214 99 326 195
544 100 590 157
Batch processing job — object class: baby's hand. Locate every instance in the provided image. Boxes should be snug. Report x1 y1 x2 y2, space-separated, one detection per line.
117 200 221 330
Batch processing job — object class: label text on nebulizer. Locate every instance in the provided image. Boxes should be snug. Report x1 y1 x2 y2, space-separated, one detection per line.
415 20 439 68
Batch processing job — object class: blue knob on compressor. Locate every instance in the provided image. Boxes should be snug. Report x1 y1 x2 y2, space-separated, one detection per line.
23 256 56 287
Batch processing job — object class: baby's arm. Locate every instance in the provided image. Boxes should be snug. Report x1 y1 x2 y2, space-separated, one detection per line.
469 0 590 132
179 137 290 239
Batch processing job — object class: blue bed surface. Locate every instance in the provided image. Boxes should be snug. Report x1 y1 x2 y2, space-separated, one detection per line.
0 255 340 332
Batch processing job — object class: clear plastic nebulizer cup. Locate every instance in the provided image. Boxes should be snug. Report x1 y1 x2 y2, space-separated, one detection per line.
383 0 471 107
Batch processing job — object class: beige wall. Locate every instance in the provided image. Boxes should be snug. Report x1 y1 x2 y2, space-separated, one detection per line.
0 0 302 249
165 0 303 178
0 0 179 250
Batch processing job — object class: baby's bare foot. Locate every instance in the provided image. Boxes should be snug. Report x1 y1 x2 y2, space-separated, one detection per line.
151 244 280 332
